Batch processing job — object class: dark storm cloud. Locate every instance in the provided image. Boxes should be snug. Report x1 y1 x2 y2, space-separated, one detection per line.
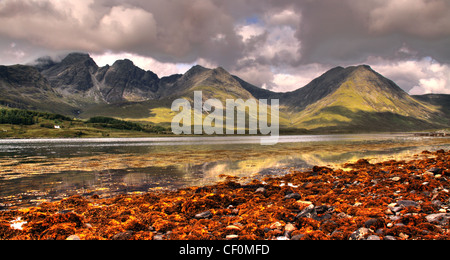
0 0 449 93
294 0 450 65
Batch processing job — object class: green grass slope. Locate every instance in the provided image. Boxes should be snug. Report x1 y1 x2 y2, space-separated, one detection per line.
290 66 447 132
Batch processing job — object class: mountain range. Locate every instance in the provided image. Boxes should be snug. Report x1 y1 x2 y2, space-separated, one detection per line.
0 52 449 133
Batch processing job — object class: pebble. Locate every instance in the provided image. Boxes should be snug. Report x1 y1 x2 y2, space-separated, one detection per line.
270 222 283 230
284 223 296 233
226 225 242 231
391 206 403 213
291 234 305 240
195 210 212 219
296 201 313 207
426 213 450 225
296 204 316 219
284 193 302 200
112 231 133 240
397 200 419 208
392 177 401 182
364 218 384 229
66 235 81 240
153 234 164 240
349 228 370 240
366 235 381 240
388 203 398 208
428 167 442 175
226 235 239 240
385 209 394 215
384 236 397 241
255 187 266 194
399 233 409 240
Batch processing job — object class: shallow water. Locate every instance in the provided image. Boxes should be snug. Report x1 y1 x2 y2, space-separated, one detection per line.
0 134 449 209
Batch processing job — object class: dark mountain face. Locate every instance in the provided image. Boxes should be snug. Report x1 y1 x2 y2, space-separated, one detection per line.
40 53 99 92
281 66 349 111
38 53 161 104
97 59 160 103
0 65 76 114
0 65 51 90
414 94 450 116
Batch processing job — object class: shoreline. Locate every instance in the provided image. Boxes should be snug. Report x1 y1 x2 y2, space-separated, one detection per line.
1 149 449 240
1 130 445 140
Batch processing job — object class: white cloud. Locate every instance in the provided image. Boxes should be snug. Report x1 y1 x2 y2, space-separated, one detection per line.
260 26 301 63
233 8 303 90
98 6 157 49
0 0 157 51
236 24 265 42
369 56 450 95
264 9 301 27
272 74 305 92
92 52 181 77
91 52 221 78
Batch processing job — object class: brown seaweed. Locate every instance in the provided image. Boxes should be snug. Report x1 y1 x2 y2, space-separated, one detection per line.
1 150 449 240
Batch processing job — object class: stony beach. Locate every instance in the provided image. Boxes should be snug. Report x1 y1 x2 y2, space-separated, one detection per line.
1 149 449 240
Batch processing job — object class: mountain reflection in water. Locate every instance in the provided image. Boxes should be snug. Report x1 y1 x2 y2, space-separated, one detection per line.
0 134 449 209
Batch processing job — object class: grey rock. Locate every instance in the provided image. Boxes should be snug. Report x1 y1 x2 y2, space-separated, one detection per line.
350 228 370 240
66 235 81 240
397 200 419 208
364 218 383 229
291 234 306 240
195 210 213 219
366 235 381 240
284 193 302 200
384 236 397 241
296 204 333 221
315 205 332 214
112 231 134 240
427 167 442 175
296 204 316 219
392 206 403 213
426 213 450 225
255 187 266 194
153 234 164 240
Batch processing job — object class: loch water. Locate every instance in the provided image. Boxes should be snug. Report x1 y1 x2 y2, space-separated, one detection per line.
0 134 449 209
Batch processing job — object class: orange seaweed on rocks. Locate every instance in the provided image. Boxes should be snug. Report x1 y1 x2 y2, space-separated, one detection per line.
1 150 450 240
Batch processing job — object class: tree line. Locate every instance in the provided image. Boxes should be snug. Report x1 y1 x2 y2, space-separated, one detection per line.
0 108 72 125
87 116 168 133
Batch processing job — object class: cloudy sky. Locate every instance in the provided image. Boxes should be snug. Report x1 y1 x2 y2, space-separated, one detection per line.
1 0 450 94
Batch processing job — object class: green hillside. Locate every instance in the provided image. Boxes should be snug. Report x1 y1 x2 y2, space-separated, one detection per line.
0 108 169 138
287 66 447 132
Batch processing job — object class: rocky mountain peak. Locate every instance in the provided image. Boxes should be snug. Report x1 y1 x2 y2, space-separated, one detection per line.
111 59 135 69
60 53 97 69
184 65 209 77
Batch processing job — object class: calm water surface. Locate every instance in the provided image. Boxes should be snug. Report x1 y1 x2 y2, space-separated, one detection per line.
0 134 449 209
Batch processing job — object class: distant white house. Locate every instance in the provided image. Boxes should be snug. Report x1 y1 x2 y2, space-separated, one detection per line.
54 125 61 129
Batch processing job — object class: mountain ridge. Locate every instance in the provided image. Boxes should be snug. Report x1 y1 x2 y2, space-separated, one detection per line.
0 52 449 133
289 65 445 131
